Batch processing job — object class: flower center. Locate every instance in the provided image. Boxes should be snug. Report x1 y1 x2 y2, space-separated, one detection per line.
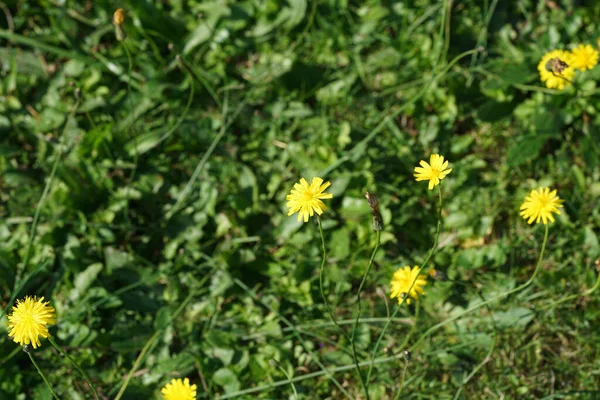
303 190 315 201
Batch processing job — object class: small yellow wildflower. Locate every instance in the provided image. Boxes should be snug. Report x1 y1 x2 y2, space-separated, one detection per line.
161 378 197 400
113 8 126 26
414 154 452 190
390 266 427 305
538 49 575 90
285 177 333 222
7 296 56 349
570 44 599 71
520 187 563 225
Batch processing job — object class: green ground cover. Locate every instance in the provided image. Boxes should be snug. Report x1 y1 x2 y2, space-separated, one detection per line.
1 1 600 399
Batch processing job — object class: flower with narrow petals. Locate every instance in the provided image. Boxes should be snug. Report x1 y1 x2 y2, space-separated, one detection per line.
538 50 575 90
285 177 333 222
520 187 563 225
570 44 599 71
7 296 56 349
414 154 452 190
161 378 197 400
390 266 427 305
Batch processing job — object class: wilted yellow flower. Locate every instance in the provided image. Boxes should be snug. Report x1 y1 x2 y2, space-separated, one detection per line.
286 177 333 222
414 154 452 190
520 187 563 225
570 44 599 71
538 50 575 90
390 266 427 305
113 8 126 25
161 378 197 400
7 296 56 349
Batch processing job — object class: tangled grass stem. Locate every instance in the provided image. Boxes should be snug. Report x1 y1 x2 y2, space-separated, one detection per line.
350 229 381 399
48 337 100 400
366 185 444 385
26 349 60 400
317 216 351 342
410 224 550 352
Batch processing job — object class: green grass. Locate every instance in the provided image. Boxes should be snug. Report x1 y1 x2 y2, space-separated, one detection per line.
1 1 600 399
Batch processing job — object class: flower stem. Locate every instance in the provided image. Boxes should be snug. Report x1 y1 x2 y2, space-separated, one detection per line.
48 336 100 400
25 348 60 400
366 185 444 385
350 229 381 399
317 216 351 341
410 223 550 351
394 360 410 400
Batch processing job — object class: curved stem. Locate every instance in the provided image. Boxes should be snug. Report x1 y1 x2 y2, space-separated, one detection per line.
452 288 499 399
366 184 444 385
48 336 100 399
350 230 381 399
121 40 136 230
317 216 351 342
411 224 549 351
394 360 410 400
26 349 60 400
542 264 600 310
2 100 80 321
398 300 420 351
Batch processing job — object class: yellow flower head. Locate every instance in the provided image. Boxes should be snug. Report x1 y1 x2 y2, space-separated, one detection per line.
390 266 427 305
7 296 56 349
113 8 126 26
285 177 333 222
519 187 563 225
570 44 599 71
537 49 575 90
161 378 197 400
414 154 452 190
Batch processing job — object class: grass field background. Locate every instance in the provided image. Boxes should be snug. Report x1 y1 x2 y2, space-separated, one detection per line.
1 1 600 399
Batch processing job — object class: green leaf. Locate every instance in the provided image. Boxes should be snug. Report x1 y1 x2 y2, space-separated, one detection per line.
492 307 534 329
69 263 103 301
507 135 546 167
213 368 241 393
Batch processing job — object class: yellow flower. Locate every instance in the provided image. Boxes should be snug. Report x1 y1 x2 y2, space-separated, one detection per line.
390 266 427 305
161 378 197 400
7 296 56 349
285 177 333 222
414 154 452 190
113 8 126 25
537 49 575 90
519 187 563 225
570 44 599 71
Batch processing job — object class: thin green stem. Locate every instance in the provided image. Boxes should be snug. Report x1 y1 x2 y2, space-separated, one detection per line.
542 265 600 310
272 359 298 399
452 289 499 399
350 230 381 399
48 337 99 399
165 95 246 220
26 349 60 400
317 216 351 342
232 277 353 399
1 99 80 321
121 40 137 230
113 284 201 400
366 184 443 385
219 353 406 399
319 47 482 177
411 224 550 351
398 300 420 351
394 360 410 400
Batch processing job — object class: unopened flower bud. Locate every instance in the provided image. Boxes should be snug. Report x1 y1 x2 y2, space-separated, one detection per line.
365 191 383 231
